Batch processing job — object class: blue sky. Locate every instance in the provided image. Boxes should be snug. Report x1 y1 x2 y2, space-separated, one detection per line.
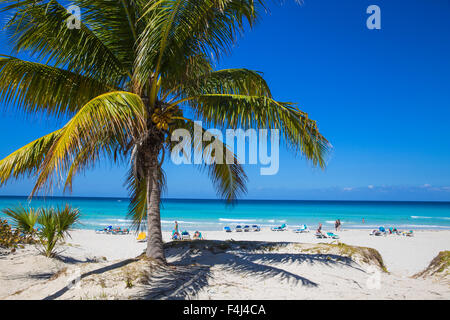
0 0 449 201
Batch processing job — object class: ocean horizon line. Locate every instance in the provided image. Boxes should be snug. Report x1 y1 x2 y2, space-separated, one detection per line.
0 195 450 204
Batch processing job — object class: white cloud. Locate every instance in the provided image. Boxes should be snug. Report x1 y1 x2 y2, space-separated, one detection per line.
368 185 374 189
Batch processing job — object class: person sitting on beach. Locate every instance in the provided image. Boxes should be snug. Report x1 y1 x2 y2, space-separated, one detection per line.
193 231 203 240
317 223 324 235
172 230 180 240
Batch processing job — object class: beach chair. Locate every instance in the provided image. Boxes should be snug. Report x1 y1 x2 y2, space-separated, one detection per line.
293 224 309 233
224 226 232 232
327 232 340 239
137 232 146 242
402 230 414 237
103 226 113 234
251 225 261 232
243 225 250 232
315 232 327 239
271 223 287 231
111 227 123 234
181 231 191 240
235 225 243 232
369 229 381 236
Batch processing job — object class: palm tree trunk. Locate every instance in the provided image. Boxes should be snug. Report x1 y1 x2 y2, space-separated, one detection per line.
145 156 166 263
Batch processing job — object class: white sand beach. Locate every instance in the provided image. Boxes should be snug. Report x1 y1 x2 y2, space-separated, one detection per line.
1 228 449 300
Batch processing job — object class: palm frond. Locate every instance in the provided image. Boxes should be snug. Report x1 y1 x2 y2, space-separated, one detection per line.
126 147 167 232
125 167 148 232
1 0 128 81
2 205 39 233
175 93 330 167
32 91 146 195
135 0 264 96
0 129 62 186
72 0 146 74
0 55 114 116
176 68 273 99
168 118 247 202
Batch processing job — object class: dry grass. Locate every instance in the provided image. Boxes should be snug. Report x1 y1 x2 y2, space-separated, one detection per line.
414 251 450 280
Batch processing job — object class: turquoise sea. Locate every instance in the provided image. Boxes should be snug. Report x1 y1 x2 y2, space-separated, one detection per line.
0 196 449 231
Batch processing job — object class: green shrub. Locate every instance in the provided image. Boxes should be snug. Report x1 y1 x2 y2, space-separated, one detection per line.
2 205 39 235
1 205 80 257
0 219 34 252
37 205 80 258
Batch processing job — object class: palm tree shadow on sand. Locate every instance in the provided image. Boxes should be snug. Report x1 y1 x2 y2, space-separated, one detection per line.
42 240 370 300
131 241 366 300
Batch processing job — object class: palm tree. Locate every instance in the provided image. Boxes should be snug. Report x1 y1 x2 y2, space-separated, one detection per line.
0 0 329 263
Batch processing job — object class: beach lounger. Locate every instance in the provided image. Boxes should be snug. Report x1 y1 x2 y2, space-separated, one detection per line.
111 227 129 235
402 230 414 237
315 232 327 239
137 232 146 242
235 225 243 232
111 227 123 234
224 226 232 232
101 226 113 234
271 223 287 231
327 232 340 239
251 225 260 232
293 224 309 233
181 231 191 240
243 225 250 232
388 227 400 235
369 229 381 236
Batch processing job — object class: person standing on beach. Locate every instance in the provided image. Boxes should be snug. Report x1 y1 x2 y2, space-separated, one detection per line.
174 221 179 233
335 219 341 231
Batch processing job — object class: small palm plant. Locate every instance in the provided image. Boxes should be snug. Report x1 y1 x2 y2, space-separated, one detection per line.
2 205 39 235
37 205 80 257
